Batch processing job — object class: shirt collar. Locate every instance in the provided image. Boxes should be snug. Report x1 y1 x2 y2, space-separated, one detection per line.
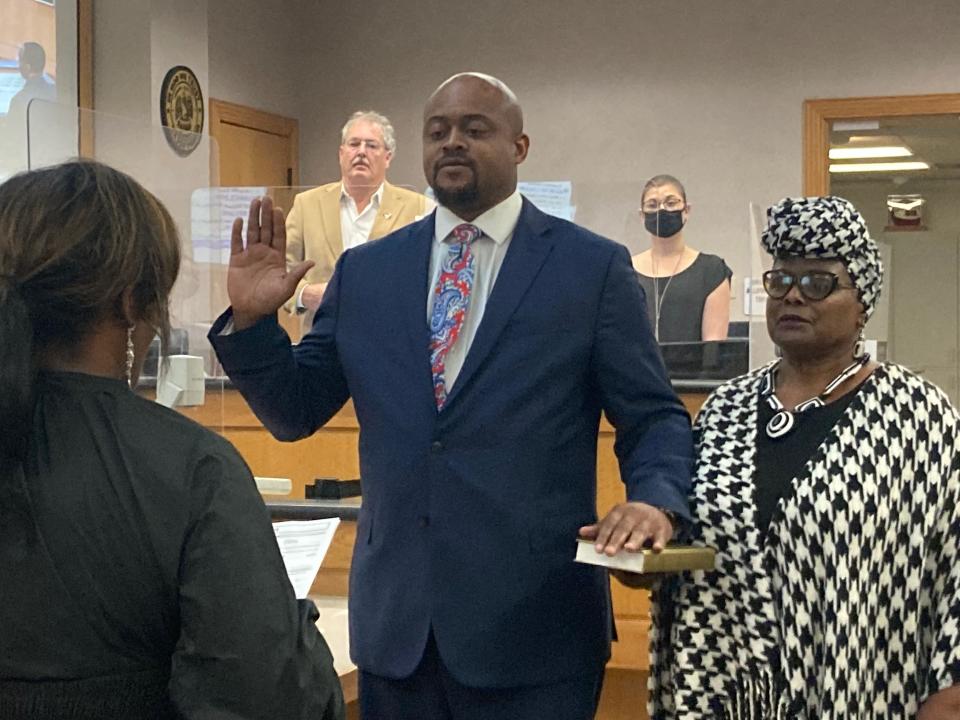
340 182 385 209
435 191 523 245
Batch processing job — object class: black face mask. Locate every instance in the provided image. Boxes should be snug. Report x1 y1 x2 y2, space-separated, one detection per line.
644 209 685 238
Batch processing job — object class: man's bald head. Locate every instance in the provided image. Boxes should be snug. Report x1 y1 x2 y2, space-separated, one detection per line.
427 73 524 135
422 73 530 220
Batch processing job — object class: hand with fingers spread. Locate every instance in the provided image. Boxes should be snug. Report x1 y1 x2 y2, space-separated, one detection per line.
578 501 675 557
228 196 315 331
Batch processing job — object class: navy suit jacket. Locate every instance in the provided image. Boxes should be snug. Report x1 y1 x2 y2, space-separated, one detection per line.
210 199 693 687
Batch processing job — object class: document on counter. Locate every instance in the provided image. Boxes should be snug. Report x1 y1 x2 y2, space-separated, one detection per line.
272 518 341 598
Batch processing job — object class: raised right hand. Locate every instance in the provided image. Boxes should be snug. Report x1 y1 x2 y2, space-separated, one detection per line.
228 196 314 331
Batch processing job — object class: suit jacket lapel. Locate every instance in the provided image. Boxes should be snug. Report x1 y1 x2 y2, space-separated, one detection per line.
370 181 405 239
443 200 554 408
397 215 436 373
321 184 343 260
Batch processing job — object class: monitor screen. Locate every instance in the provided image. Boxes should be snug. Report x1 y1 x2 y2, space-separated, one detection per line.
658 339 750 382
0 60 27 115
0 0 60 117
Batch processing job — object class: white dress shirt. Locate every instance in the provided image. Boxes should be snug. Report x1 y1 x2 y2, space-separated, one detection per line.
297 182 385 309
427 191 523 392
340 182 384 250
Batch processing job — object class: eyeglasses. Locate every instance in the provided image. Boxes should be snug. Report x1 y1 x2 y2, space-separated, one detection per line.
641 197 685 213
762 269 858 301
344 139 384 153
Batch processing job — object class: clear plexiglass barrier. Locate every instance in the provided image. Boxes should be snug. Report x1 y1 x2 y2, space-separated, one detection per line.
10 100 235 432
617 180 752 390
747 201 778 370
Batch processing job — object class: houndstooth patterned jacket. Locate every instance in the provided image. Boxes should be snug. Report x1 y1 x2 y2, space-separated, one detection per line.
649 363 960 719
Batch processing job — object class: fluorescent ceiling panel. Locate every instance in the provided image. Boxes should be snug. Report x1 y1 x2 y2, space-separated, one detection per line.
829 146 913 159
829 161 930 173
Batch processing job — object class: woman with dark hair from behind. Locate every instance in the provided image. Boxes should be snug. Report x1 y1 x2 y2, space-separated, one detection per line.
0 160 344 719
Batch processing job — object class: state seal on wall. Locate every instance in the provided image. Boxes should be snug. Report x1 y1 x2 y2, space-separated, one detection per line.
159 65 204 157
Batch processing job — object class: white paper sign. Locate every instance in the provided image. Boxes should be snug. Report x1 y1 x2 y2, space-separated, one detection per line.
518 181 576 221
191 186 267 264
272 518 341 599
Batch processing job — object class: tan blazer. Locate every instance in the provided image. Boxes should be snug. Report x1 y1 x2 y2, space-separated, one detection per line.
284 181 432 314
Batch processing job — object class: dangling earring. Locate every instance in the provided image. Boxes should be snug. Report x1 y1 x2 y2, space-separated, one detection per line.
854 327 867 359
126 325 136 388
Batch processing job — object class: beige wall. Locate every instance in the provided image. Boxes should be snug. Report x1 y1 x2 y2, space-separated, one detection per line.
92 0 960 328
276 0 960 320
206 0 305 120
93 0 218 356
93 0 151 124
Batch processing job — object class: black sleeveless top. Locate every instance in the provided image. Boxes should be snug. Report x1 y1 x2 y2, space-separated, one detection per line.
637 252 732 342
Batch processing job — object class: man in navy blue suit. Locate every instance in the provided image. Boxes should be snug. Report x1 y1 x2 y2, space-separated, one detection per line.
211 73 693 719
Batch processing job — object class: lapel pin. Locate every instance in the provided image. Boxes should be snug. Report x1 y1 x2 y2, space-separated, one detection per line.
384 212 393 219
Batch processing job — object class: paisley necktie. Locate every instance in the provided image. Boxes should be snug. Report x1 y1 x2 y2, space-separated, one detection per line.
429 223 482 409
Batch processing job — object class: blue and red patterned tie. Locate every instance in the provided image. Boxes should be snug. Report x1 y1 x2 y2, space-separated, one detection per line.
429 223 482 409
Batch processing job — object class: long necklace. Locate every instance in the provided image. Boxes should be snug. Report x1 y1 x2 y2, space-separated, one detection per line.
651 248 686 342
761 354 870 439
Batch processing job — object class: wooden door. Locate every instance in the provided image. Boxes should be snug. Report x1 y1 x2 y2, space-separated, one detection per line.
208 99 302 339
209 98 298 186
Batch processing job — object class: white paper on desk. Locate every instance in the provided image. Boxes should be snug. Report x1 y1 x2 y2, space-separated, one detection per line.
272 518 341 599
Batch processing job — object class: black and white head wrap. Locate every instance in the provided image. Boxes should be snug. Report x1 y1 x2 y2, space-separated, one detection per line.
761 196 883 319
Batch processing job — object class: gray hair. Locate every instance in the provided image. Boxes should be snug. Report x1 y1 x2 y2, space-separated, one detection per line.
340 111 396 154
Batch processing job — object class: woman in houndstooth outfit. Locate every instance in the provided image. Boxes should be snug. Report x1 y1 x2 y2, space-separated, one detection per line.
647 196 960 719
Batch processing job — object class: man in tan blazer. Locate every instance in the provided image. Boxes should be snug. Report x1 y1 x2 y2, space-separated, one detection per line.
284 110 433 320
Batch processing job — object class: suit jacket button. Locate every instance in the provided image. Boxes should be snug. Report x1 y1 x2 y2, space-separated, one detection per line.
431 441 443 453
419 516 430 528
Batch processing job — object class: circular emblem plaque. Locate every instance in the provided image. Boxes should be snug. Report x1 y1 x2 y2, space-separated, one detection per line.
159 65 204 157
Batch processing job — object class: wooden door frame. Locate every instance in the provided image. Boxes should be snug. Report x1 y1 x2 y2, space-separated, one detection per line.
805 93 960 389
208 98 299 186
78 0 93 156
803 93 960 196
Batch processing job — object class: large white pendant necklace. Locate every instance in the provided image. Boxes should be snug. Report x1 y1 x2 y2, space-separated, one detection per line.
761 354 869 439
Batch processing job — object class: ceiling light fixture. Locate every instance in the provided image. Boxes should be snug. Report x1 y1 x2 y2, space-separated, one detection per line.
829 161 930 173
829 146 913 159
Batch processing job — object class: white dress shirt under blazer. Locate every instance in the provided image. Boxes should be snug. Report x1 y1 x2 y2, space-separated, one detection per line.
427 191 523 392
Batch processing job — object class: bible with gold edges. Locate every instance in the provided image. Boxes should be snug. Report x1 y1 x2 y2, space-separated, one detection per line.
574 539 716 574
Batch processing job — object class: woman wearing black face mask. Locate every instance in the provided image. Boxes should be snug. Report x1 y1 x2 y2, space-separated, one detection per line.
631 174 732 342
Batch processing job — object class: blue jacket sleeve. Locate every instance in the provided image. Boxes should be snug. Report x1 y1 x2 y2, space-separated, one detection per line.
590 244 694 523
208 255 351 442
